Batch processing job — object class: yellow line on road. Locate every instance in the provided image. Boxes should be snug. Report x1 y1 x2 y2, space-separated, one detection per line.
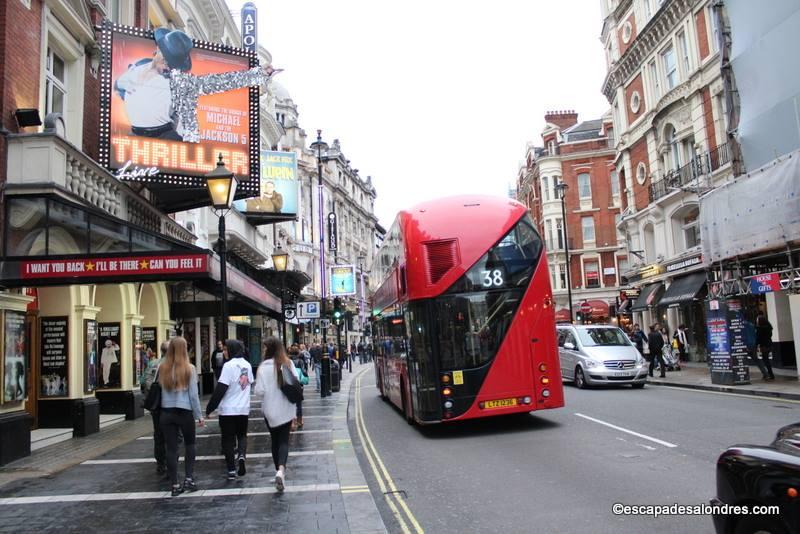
355 370 425 533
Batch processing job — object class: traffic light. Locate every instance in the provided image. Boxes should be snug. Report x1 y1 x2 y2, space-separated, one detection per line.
333 297 343 325
576 311 583 323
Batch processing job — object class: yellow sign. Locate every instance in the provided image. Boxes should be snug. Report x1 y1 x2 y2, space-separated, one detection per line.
639 264 663 279
452 370 464 385
228 315 251 326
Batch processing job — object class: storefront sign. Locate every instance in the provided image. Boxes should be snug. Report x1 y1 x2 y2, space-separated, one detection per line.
626 264 663 283
20 254 209 280
234 151 298 220
133 325 144 387
40 317 68 397
98 323 121 388
328 212 338 251
2 310 27 403
749 273 781 294
331 265 356 296
100 22 260 198
665 254 702 273
84 319 98 393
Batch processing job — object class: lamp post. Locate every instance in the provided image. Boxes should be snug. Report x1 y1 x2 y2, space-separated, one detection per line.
206 154 238 344
555 181 573 322
309 130 328 345
272 247 289 344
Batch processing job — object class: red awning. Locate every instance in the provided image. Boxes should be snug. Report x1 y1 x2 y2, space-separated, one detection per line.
585 300 610 317
555 309 572 322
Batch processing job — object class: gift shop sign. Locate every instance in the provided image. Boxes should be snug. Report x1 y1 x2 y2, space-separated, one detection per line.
20 254 209 279
749 273 781 295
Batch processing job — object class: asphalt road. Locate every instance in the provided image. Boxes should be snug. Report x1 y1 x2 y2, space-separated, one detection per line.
351 371 799 534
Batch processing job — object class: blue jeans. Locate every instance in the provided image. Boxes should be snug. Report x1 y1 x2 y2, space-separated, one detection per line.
314 363 321 391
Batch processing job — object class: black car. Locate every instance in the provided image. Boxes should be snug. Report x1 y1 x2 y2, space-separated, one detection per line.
712 422 800 534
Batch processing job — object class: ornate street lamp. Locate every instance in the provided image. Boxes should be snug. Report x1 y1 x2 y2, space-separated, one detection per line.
272 247 289 344
309 129 329 344
555 181 573 322
206 154 238 343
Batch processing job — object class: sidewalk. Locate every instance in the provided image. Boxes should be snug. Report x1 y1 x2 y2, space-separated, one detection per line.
647 361 800 400
0 361 387 533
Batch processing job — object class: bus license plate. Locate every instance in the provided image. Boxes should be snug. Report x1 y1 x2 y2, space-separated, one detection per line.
484 398 517 409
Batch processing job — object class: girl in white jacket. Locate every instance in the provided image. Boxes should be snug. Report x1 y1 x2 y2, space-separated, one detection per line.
254 336 297 492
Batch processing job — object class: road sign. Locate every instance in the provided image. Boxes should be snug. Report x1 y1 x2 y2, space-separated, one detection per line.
284 307 296 320
298 301 320 319
320 319 331 329
580 301 592 314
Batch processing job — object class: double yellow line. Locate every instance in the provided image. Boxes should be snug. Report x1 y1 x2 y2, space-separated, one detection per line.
354 371 424 534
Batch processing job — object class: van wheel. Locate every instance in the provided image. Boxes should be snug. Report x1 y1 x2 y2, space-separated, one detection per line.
575 367 587 389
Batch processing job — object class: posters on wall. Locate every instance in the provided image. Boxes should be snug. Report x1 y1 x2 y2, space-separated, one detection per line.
706 299 750 385
84 319 98 393
3 310 27 403
98 322 121 388
41 317 68 397
142 327 158 359
234 151 298 221
726 299 751 384
133 326 145 387
200 325 210 373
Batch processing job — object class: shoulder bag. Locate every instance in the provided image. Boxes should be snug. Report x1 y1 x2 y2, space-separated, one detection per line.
280 364 304 404
143 370 162 412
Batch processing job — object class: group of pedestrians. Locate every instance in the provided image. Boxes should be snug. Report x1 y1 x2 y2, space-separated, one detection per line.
141 334 307 497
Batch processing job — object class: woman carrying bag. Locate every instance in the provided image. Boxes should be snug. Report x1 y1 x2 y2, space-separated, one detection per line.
158 337 204 496
255 336 299 492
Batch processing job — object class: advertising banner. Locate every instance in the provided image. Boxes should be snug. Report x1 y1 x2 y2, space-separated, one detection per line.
133 325 145 387
98 322 121 388
19 254 209 280
99 22 261 200
749 273 781 294
331 265 356 296
2 310 27 403
84 319 98 393
706 299 750 385
41 317 68 397
142 327 158 358
234 151 298 220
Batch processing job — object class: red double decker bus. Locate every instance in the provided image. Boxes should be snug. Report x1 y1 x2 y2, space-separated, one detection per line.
371 195 564 423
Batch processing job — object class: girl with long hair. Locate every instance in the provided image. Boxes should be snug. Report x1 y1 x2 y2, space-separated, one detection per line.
158 336 204 496
254 336 297 492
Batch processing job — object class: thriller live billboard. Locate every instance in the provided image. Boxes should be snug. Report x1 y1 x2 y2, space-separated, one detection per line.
98 22 261 206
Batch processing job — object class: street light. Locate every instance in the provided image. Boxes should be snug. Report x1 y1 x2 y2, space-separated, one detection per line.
309 129 329 345
554 181 573 323
206 154 238 344
272 247 289 345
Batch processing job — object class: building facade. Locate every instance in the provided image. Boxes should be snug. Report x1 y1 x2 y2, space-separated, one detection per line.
517 110 627 325
0 0 288 465
600 0 734 358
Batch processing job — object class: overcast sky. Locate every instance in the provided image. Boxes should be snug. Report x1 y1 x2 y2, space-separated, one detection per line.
226 0 610 228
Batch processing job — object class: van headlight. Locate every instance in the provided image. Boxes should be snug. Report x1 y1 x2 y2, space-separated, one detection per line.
585 359 600 368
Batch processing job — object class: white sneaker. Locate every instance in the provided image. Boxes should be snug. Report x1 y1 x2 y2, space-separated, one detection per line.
275 471 285 492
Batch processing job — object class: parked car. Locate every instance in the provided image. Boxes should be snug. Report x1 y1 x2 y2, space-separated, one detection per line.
711 422 800 534
556 324 647 388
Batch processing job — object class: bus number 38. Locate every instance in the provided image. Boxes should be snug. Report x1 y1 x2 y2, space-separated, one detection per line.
481 270 504 287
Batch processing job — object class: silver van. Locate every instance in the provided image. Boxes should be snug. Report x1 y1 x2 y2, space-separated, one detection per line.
557 325 647 389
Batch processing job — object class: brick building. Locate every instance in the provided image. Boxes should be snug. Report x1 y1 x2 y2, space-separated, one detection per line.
517 110 627 324
599 0 736 358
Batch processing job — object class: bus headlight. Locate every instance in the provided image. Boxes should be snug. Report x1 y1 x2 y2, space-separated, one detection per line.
443 400 454 409
541 389 550 398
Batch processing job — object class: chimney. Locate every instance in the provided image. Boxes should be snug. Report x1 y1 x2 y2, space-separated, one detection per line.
544 109 579 130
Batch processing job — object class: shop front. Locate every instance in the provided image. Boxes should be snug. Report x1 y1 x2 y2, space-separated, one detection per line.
657 268 708 361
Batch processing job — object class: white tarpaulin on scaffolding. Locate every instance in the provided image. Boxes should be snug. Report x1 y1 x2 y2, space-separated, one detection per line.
699 149 800 265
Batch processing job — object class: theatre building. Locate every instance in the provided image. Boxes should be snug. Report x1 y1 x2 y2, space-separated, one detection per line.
0 0 284 464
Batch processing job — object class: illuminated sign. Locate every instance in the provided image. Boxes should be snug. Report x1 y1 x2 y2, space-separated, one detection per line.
20 254 208 279
241 3 257 52
98 22 260 198
234 151 298 219
330 265 356 296
639 264 663 279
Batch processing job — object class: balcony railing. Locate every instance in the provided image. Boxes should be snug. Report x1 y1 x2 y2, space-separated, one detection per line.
649 142 732 202
5 133 195 244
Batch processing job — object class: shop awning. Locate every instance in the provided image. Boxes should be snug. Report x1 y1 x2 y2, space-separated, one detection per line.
585 299 610 317
658 272 707 307
630 282 664 311
555 308 572 322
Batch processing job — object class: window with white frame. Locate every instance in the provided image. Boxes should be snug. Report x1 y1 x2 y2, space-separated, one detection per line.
610 170 620 198
552 176 560 197
556 218 564 248
542 177 550 201
584 260 600 289
578 173 592 198
559 263 567 289
666 125 680 170
677 31 691 77
546 219 553 249
649 59 661 100
582 216 595 243
707 3 720 52
45 47 67 118
683 207 701 248
661 45 678 89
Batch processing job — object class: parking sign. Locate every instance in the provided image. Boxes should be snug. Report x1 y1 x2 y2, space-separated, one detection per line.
298 301 320 319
